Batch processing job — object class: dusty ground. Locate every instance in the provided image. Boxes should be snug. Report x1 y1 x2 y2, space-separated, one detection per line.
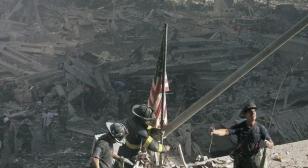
192 139 308 168
268 139 308 168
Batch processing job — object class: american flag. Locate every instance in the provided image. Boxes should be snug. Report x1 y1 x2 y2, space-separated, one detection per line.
147 24 170 128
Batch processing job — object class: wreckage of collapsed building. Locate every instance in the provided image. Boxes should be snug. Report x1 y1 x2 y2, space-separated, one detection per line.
0 0 308 167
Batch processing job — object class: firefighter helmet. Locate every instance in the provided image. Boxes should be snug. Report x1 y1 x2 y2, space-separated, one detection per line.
106 122 128 143
132 104 155 121
239 102 257 118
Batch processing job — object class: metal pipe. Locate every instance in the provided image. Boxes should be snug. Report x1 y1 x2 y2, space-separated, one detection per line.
164 15 308 136
178 144 188 168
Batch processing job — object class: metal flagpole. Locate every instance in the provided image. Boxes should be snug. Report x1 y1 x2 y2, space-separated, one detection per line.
160 23 168 167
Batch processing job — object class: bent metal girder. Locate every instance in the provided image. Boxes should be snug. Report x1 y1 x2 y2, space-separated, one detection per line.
164 15 308 137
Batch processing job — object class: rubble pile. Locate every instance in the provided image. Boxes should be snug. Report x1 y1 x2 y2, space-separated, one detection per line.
0 0 307 167
171 139 308 167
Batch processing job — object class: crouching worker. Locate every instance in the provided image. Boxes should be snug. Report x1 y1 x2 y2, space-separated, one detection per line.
90 122 133 168
118 104 171 168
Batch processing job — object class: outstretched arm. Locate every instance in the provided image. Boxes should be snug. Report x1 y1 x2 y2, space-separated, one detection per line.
209 128 230 136
112 153 121 160
144 136 171 153
113 153 134 166
138 129 170 153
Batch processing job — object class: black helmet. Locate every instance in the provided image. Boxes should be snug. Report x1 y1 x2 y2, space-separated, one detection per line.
132 104 155 121
106 122 128 143
239 102 257 118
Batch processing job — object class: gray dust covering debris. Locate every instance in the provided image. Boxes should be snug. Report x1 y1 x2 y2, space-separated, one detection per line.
0 0 307 167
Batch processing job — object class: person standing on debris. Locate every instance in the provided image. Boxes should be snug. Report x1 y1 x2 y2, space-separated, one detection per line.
58 104 68 132
16 119 33 153
41 108 58 144
209 102 274 168
57 97 68 132
0 116 10 158
7 118 16 154
118 104 171 167
90 122 132 168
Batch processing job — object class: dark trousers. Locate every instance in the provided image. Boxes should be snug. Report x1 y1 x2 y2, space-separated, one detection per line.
234 154 258 168
43 126 55 144
21 140 32 153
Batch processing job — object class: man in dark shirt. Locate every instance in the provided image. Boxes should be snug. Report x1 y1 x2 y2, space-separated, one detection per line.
118 104 170 167
90 122 131 168
209 102 274 168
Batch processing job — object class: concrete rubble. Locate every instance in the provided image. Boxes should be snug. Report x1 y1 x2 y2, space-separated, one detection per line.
169 139 308 167
0 0 307 167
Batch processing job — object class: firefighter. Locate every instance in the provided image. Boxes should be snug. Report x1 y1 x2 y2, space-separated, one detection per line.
90 122 132 168
209 102 274 168
118 104 171 167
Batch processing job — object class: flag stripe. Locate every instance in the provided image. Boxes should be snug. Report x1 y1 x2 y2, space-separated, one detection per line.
147 24 169 128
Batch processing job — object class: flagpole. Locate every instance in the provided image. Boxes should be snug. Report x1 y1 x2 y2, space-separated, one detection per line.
160 23 168 166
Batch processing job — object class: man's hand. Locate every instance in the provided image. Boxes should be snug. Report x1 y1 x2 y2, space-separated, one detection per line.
264 140 274 149
164 145 171 151
208 127 215 136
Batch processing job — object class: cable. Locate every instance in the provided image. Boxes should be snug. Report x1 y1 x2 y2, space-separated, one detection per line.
261 55 304 168
268 55 303 129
